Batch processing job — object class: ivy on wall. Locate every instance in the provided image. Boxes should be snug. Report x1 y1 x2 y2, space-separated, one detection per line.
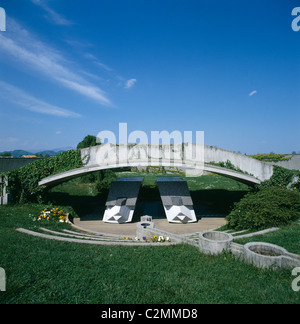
260 165 300 191
6 150 83 204
249 154 292 162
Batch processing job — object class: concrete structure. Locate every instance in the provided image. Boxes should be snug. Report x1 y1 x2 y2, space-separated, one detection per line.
15 216 300 270
136 216 155 240
0 157 41 206
198 231 233 255
72 214 227 236
0 157 41 173
103 177 143 223
266 154 300 171
197 230 300 269
0 175 8 206
243 242 300 270
157 177 197 223
16 227 176 247
39 144 272 187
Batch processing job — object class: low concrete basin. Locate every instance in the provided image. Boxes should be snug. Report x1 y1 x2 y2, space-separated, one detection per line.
244 242 300 269
199 231 233 255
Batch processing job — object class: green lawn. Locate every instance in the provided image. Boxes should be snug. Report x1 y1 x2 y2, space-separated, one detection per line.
235 222 300 255
1 173 299 304
0 204 300 304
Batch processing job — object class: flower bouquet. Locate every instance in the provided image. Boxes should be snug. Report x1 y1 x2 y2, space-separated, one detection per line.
38 208 68 223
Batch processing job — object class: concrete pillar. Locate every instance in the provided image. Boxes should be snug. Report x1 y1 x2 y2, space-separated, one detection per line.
0 175 8 205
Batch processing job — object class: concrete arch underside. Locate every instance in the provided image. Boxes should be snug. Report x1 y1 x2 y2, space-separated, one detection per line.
38 162 261 187
38 144 274 187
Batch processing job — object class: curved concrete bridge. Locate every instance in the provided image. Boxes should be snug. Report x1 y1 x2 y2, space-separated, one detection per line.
38 144 274 187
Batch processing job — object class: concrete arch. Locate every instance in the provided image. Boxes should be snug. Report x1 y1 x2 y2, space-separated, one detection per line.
38 162 261 187
38 144 272 187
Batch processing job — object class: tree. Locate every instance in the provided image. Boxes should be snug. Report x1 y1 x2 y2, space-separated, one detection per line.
0 152 12 157
77 135 101 150
76 135 114 187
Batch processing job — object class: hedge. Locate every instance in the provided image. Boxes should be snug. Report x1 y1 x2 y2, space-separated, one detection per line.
6 150 83 204
226 187 300 230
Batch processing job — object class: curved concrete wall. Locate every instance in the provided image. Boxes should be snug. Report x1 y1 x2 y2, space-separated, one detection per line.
38 163 261 187
204 146 273 181
265 155 300 171
81 144 273 182
38 144 269 187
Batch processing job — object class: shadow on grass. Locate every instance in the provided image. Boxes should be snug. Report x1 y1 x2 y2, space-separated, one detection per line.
190 189 251 215
45 189 109 218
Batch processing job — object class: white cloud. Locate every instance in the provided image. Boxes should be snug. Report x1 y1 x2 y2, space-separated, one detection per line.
59 79 111 106
84 53 113 72
0 81 81 118
249 90 257 97
31 0 72 26
0 19 112 107
125 78 137 89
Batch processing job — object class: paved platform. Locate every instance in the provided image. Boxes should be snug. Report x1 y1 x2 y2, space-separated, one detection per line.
73 216 227 236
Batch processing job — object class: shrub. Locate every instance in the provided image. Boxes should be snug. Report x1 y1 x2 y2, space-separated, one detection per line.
226 187 300 230
249 154 292 162
95 169 117 193
260 166 300 191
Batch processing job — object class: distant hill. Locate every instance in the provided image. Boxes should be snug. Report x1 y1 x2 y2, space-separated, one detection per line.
0 150 33 157
0 147 75 157
35 150 64 156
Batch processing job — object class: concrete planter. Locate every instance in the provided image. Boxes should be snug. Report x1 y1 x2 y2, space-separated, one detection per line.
199 231 233 255
136 221 155 240
244 242 300 269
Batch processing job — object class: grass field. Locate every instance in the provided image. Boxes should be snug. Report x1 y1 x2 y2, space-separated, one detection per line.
0 173 299 304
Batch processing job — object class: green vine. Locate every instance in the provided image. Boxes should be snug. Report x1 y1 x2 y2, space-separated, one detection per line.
260 166 300 191
208 160 253 176
249 154 292 162
6 150 83 204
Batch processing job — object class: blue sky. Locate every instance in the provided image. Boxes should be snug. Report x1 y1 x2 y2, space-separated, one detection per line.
0 0 299 154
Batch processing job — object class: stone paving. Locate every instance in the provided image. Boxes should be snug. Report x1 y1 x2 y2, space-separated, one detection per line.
73 216 227 236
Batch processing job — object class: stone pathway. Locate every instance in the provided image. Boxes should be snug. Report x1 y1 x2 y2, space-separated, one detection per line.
15 215 227 247
15 215 281 248
73 216 228 236
16 227 177 246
